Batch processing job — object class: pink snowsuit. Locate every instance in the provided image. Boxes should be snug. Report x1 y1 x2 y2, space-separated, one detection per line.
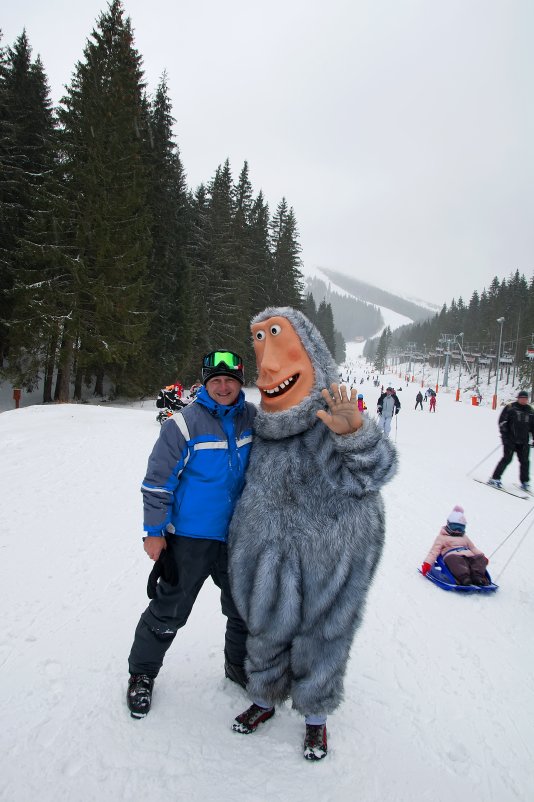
425 528 488 586
424 528 484 565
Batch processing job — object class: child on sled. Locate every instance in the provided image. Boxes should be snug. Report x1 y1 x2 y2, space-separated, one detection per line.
421 505 490 586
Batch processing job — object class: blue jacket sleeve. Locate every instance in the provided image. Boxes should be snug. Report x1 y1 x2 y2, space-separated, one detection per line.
141 417 189 535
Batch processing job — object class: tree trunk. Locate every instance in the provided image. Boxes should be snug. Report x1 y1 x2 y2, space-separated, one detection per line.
55 328 75 402
43 326 59 403
94 368 104 397
74 366 83 400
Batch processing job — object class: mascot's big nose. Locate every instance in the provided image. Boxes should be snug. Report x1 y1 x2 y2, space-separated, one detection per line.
257 341 281 376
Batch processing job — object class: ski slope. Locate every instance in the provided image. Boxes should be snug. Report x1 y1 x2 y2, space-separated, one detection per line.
0 367 532 802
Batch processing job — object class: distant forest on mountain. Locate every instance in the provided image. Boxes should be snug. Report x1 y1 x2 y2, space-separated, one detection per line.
305 277 383 340
319 268 435 323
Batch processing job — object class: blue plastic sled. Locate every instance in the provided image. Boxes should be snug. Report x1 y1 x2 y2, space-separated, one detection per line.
419 555 498 594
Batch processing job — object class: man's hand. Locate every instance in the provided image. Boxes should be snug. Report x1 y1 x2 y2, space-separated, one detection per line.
143 535 167 561
317 383 362 434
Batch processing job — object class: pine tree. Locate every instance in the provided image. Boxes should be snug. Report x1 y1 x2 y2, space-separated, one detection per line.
316 299 336 357
55 0 152 399
205 160 239 348
0 31 13 365
248 190 272 318
0 32 57 389
334 330 346 363
144 73 192 387
187 183 213 374
269 199 304 308
231 161 256 366
374 326 392 372
303 292 317 324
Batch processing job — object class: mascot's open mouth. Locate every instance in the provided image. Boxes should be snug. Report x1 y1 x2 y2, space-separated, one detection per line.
262 373 300 398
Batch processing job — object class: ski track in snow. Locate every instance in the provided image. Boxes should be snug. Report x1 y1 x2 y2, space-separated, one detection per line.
0 364 533 802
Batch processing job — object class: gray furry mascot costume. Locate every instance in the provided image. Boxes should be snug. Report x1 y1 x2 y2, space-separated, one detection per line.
229 306 397 761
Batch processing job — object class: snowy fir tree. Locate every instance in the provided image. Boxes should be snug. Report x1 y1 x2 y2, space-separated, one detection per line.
54 0 152 400
143 73 193 387
0 31 56 380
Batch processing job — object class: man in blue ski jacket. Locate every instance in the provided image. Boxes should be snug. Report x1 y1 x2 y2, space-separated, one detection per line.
127 350 256 718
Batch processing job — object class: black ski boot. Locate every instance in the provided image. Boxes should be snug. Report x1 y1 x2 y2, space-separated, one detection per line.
232 703 275 734
303 723 328 761
127 673 154 719
224 660 248 690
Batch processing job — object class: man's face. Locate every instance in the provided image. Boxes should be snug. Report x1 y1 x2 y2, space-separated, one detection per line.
518 396 528 406
205 376 241 405
251 316 315 411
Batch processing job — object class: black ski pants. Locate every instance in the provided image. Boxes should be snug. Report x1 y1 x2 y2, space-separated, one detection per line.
128 537 247 678
492 441 530 484
415 399 423 410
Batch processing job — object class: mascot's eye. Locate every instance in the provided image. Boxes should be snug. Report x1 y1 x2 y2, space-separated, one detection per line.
255 330 265 341
270 324 282 336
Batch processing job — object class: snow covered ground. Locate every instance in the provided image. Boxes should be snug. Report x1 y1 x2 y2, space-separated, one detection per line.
1 357 533 802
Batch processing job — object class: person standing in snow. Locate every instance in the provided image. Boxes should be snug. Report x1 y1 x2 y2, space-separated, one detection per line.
429 391 437 412
155 382 186 413
228 307 397 761
126 351 256 719
415 391 423 411
488 390 534 491
376 386 401 435
357 393 367 412
421 506 490 586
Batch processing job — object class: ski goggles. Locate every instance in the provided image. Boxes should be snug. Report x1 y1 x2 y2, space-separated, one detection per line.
202 351 243 370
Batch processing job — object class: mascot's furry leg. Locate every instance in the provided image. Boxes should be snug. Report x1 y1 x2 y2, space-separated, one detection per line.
246 632 292 706
290 631 354 715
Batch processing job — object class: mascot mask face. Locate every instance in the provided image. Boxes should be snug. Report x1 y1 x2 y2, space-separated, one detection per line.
252 316 315 411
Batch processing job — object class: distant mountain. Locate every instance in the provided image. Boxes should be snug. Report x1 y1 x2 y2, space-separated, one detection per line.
319 268 436 323
305 276 383 340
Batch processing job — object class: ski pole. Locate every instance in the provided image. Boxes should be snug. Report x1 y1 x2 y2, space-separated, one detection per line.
466 444 501 477
394 413 398 443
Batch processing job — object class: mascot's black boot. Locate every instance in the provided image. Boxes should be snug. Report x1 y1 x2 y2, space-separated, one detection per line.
232 703 275 734
303 723 328 761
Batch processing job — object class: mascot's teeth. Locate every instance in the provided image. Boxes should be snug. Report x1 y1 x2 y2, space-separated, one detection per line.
264 375 297 396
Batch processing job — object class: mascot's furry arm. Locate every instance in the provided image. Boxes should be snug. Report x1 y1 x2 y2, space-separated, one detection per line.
318 414 397 496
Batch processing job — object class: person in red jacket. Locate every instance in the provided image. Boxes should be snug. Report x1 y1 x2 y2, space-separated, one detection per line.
421 505 489 586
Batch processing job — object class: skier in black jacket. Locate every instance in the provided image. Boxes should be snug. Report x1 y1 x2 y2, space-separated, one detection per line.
489 391 534 491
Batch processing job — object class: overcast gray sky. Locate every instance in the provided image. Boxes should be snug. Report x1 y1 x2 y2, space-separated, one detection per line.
3 0 533 306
